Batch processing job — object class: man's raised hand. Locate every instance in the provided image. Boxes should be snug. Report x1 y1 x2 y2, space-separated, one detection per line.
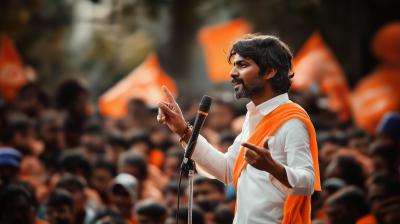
157 86 187 136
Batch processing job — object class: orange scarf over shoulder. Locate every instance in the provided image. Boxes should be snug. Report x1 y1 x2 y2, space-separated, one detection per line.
233 103 321 224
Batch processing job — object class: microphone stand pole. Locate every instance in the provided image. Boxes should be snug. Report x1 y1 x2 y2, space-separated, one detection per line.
187 159 196 224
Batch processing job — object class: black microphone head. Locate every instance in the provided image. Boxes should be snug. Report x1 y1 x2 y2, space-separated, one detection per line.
199 95 212 113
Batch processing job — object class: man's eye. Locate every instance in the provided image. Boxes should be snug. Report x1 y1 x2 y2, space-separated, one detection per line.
241 63 247 67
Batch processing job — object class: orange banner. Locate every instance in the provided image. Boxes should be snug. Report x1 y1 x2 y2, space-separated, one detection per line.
99 53 178 119
292 31 351 121
197 18 252 82
0 34 27 101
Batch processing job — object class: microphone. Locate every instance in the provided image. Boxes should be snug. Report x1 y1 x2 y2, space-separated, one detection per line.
180 95 212 171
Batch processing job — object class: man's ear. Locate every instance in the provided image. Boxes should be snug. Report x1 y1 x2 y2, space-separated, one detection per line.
265 68 277 80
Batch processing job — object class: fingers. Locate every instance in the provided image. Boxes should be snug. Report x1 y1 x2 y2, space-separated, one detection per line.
162 86 177 104
241 142 264 155
262 137 270 150
157 108 166 124
158 101 173 116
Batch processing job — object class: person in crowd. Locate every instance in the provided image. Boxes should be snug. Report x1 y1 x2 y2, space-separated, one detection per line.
44 189 75 224
172 205 205 224
0 148 22 189
162 148 184 180
108 173 138 224
205 99 235 133
38 111 66 153
313 178 346 222
116 99 149 132
324 187 369 224
323 155 365 190
55 78 90 148
369 144 400 177
218 132 236 154
105 133 129 164
346 128 370 156
14 83 50 120
162 179 188 216
91 209 127 224
118 151 162 202
136 202 167 224
81 123 106 161
213 205 235 224
0 184 36 224
90 157 117 206
368 174 400 224
55 174 95 224
193 175 226 208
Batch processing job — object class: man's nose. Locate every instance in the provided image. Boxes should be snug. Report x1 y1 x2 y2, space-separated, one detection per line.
229 67 238 79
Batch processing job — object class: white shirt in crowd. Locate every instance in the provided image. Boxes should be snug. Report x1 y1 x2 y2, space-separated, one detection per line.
188 93 316 224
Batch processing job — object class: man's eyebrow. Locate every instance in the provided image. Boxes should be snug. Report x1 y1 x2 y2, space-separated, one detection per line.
233 59 248 66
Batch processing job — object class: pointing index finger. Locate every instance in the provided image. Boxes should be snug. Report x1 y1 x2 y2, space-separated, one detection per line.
162 86 176 104
241 142 264 155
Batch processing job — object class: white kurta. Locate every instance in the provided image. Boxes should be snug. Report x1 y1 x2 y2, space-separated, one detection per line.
189 93 315 224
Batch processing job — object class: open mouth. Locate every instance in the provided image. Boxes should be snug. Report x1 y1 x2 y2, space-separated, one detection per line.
234 82 242 88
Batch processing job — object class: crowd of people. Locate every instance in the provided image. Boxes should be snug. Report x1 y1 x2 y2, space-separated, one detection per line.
0 76 399 224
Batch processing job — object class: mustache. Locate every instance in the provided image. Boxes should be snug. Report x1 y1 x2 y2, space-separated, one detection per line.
231 78 244 84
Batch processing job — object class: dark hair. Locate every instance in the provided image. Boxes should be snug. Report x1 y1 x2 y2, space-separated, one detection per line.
56 78 88 109
228 33 294 93
219 132 236 145
213 206 234 224
194 175 225 193
370 144 400 163
58 152 91 181
91 209 125 224
45 189 74 210
136 202 167 221
128 129 154 150
0 184 32 211
107 134 129 150
163 179 187 196
327 188 369 217
56 174 86 190
119 151 148 180
2 117 32 144
92 158 117 177
335 155 365 190
370 174 400 195
17 82 50 108
175 205 205 224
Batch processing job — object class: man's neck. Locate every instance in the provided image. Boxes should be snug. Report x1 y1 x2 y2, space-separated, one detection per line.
250 88 282 107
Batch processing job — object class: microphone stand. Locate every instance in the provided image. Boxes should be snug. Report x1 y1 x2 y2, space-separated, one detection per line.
187 159 196 224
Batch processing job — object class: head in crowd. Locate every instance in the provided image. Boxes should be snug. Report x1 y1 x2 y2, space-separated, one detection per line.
108 173 138 220
38 111 66 152
81 123 106 160
44 189 74 224
117 99 149 132
163 148 184 180
174 205 205 224
325 187 369 224
205 99 235 132
318 133 343 173
90 157 117 205
213 206 234 224
91 209 127 224
162 179 188 215
105 133 129 164
346 128 369 155
58 151 91 183
193 175 226 208
127 99 148 119
2 117 40 155
127 129 154 156
228 34 294 100
0 148 22 188
118 151 148 184
55 174 87 216
218 132 236 153
55 78 89 119
0 184 35 224
14 82 50 119
370 144 400 177
376 112 400 145
319 178 346 209
324 155 365 190
368 174 400 224
136 202 167 224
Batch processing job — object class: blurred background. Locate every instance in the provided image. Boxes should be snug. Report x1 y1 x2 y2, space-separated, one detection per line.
0 0 400 224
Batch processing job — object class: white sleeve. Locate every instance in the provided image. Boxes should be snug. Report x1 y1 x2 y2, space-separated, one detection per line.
184 133 243 185
272 118 315 196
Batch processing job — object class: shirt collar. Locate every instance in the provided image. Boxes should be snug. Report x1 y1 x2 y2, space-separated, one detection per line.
246 93 290 116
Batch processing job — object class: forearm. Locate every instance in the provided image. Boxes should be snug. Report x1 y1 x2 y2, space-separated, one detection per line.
269 162 292 189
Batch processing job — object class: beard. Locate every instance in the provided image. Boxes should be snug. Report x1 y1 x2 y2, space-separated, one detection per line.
232 74 265 99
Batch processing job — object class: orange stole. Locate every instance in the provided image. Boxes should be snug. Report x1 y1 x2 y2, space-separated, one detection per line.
232 103 321 224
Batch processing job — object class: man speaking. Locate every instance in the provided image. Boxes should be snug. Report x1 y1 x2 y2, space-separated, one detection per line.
157 34 321 224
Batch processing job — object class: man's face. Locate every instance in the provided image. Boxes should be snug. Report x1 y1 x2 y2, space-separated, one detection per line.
120 164 144 182
111 185 134 219
45 205 73 224
57 185 86 213
325 204 356 224
206 104 234 132
40 118 66 151
230 54 265 99
193 182 225 206
163 157 181 179
1 195 33 224
369 183 400 223
91 168 113 194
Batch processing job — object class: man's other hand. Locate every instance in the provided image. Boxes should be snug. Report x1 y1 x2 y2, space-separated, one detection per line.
157 86 187 136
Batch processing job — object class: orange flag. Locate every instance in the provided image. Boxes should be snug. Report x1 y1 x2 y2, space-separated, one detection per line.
0 34 27 101
197 18 252 82
292 31 351 121
99 53 178 119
